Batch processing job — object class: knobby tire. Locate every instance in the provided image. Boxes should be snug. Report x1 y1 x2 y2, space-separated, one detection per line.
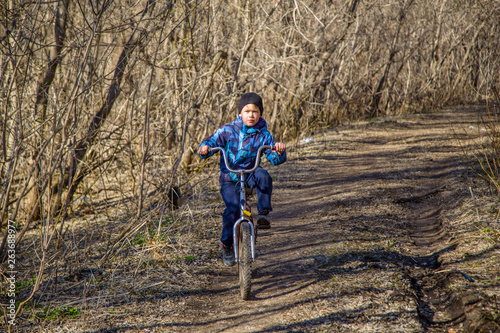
238 222 252 300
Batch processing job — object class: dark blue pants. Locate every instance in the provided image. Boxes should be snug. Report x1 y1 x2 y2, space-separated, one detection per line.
220 167 272 246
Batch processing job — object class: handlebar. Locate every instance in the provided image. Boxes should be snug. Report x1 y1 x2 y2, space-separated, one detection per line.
208 145 274 174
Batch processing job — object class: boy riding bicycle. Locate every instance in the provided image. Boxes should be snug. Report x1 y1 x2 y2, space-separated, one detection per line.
198 92 286 266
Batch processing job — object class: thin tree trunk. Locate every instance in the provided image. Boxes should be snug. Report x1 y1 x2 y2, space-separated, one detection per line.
447 20 487 101
370 0 413 116
56 0 158 243
27 0 70 221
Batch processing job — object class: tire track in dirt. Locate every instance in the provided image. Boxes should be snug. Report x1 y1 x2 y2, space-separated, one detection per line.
399 162 479 331
400 158 490 332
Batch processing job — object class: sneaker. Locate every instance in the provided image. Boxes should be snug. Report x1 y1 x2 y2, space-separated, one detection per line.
222 244 235 266
257 210 271 229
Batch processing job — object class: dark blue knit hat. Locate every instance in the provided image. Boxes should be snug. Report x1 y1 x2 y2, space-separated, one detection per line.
238 92 264 115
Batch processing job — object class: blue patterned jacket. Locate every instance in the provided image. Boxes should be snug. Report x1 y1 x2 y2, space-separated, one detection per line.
198 116 287 184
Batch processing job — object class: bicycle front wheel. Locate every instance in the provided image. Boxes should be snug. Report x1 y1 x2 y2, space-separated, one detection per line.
238 221 252 300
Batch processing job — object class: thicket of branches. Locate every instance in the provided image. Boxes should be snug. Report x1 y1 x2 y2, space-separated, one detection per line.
0 0 499 314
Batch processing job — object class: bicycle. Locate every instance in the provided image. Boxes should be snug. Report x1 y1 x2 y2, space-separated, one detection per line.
208 145 274 300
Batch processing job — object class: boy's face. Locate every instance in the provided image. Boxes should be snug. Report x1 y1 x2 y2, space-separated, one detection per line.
240 104 261 127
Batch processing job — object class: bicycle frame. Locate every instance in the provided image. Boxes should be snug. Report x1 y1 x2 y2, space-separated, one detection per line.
208 145 274 262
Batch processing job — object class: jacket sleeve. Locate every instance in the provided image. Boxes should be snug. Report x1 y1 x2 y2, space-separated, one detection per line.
262 131 287 166
198 125 227 159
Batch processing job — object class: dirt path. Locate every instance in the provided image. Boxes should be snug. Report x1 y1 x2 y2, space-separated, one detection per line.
146 106 496 332
30 106 500 333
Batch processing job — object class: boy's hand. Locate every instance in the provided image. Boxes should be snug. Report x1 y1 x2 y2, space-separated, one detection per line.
274 142 286 155
199 145 209 156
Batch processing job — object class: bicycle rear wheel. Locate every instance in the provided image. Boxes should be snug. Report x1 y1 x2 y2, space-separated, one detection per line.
238 221 252 300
